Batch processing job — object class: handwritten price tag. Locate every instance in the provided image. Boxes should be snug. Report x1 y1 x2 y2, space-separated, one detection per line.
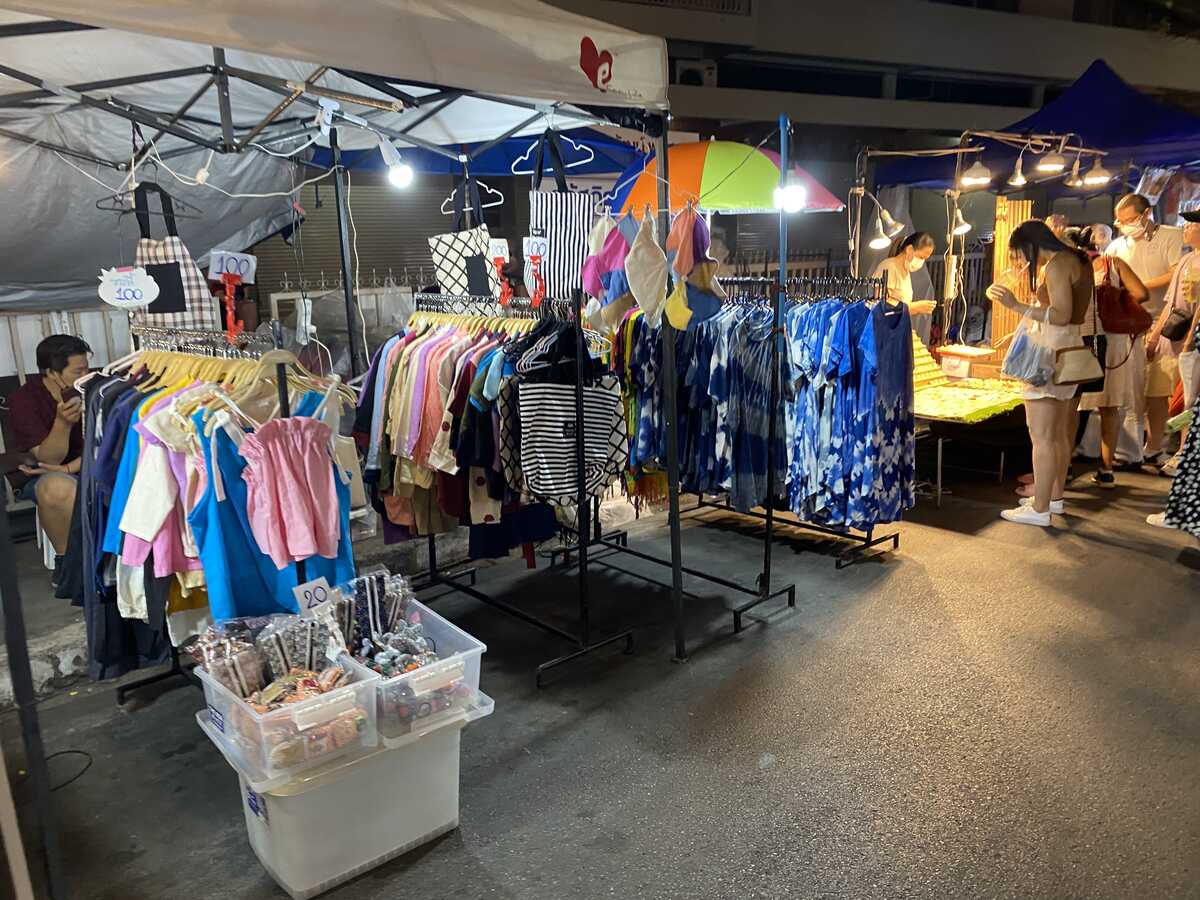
292 576 333 619
209 249 258 284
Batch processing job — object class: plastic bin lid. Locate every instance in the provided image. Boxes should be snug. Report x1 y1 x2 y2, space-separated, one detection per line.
196 691 494 795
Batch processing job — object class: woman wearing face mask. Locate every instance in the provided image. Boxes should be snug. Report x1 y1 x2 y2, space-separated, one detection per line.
873 232 936 342
987 221 1095 526
1059 225 1148 489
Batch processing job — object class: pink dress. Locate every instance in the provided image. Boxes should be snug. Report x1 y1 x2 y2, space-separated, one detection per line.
240 417 341 570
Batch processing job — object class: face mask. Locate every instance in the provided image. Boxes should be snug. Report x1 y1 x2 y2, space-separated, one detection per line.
907 257 926 273
1117 218 1148 240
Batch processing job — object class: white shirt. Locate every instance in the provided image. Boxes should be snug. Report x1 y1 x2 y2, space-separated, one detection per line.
873 256 913 305
1109 224 1185 315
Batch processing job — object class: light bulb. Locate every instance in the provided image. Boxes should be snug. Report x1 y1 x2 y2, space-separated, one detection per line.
952 208 971 236
773 174 807 214
1065 157 1084 188
960 159 992 188
388 163 414 188
879 207 905 237
1008 154 1027 187
1083 157 1112 186
1036 151 1067 174
868 216 892 250
377 136 414 189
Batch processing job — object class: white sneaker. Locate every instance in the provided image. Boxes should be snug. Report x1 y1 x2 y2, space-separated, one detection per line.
1001 506 1052 527
1019 496 1064 514
1146 512 1177 529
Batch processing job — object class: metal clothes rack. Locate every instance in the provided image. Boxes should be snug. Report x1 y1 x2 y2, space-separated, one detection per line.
403 292 634 687
116 321 307 704
686 271 902 570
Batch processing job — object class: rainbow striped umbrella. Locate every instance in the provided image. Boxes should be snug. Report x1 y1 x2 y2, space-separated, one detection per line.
610 140 844 216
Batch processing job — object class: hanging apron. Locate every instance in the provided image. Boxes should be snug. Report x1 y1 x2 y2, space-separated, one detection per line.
130 185 220 332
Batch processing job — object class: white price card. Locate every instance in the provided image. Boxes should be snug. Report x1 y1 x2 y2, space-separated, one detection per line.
292 576 333 619
208 249 258 284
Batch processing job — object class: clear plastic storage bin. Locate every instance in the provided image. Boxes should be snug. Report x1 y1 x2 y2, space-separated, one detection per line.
370 597 486 740
197 694 493 899
196 654 379 782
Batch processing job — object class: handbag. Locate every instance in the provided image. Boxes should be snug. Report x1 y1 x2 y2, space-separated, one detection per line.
526 129 593 301
1161 306 1193 342
1095 256 1152 336
1001 311 1055 387
1054 343 1103 385
427 176 501 298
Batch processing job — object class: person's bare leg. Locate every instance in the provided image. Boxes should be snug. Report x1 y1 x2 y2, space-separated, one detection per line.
1147 395 1169 459
1054 397 1081 499
34 473 75 554
1026 399 1060 514
1098 406 1120 472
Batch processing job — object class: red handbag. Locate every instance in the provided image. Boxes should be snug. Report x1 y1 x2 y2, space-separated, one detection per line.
1095 257 1152 335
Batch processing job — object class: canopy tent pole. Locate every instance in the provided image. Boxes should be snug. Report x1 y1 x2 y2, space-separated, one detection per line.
329 126 364 377
657 117 687 663
0 492 67 900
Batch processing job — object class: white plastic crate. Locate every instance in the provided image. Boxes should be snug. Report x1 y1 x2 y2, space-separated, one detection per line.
196 654 379 782
199 694 493 899
367 597 486 740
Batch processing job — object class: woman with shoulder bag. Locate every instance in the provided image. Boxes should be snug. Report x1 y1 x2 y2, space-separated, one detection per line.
1063 226 1149 489
988 221 1097 526
1146 215 1200 474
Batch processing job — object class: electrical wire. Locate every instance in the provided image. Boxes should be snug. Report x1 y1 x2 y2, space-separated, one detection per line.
250 136 317 158
145 143 336 199
52 151 126 192
344 169 370 359
14 749 94 793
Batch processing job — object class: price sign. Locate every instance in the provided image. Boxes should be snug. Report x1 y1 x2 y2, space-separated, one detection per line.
292 576 333 619
208 249 258 284
98 266 159 309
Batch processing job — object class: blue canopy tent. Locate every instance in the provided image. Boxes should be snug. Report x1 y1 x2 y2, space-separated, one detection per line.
310 126 640 176
876 60 1200 190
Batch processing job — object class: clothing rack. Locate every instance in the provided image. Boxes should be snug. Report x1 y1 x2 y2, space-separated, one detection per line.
117 318 307 705
688 271 901 569
406 292 634 687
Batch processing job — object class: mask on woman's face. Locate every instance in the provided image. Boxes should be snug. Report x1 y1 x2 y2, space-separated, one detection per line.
907 257 926 273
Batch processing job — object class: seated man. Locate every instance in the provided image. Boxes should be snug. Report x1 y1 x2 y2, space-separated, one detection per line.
8 335 90 583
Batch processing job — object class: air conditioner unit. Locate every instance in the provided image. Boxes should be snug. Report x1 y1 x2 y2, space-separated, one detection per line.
675 59 717 88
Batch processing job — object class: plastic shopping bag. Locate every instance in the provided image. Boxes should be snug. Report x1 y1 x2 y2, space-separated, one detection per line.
1002 313 1055 387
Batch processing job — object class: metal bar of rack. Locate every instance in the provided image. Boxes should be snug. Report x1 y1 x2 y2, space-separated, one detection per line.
406 292 634 687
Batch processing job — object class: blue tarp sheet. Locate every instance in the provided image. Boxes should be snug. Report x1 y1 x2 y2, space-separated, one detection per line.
877 61 1200 190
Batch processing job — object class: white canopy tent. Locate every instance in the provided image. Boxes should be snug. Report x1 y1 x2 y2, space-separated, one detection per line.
0 1 668 310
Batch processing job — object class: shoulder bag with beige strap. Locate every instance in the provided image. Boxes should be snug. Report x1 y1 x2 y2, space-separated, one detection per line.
1052 278 1103 386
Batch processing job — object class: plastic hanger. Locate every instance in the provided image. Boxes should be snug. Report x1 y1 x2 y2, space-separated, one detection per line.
511 132 596 175
95 179 201 219
440 179 504 215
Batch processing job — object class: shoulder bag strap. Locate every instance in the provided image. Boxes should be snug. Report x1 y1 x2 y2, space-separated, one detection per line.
452 174 484 232
133 185 179 240
530 129 569 193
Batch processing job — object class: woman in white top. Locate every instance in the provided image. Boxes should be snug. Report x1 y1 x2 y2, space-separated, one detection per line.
872 232 937 338
1065 226 1148 489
